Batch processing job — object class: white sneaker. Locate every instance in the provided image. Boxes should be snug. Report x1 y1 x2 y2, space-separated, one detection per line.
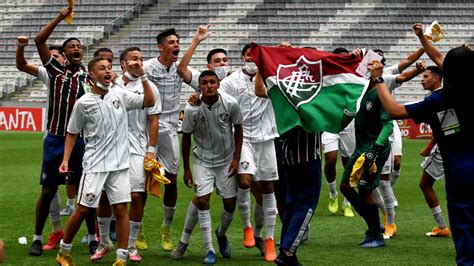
60 206 75 216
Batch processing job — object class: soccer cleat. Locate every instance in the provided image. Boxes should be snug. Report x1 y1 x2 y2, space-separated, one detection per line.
128 246 142 263
203 250 216 264
160 225 173 251
382 223 398 239
328 195 339 214
56 251 75 266
360 237 385 248
170 241 188 260
254 236 265 256
135 226 148 250
88 240 98 255
112 258 126 266
264 238 277 262
44 230 64 251
60 206 75 216
90 242 113 262
275 250 302 266
242 226 255 248
426 226 450 237
341 204 355 217
29 240 43 256
215 228 231 258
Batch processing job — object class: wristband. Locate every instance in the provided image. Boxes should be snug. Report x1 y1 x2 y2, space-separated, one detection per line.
139 75 148 82
147 146 155 153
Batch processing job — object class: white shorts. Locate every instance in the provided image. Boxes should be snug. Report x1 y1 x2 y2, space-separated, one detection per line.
421 145 444 180
78 169 131 208
322 132 355 157
238 140 278 181
390 121 402 156
129 154 146 192
382 149 394 175
156 129 180 175
194 163 237 198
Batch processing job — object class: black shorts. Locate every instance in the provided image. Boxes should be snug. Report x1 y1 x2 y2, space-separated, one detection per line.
39 134 84 187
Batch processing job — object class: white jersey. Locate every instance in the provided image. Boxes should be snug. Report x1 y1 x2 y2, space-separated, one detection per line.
144 57 183 130
115 76 162 156
67 88 144 173
182 91 243 167
220 69 279 143
383 64 400 75
38 66 49 87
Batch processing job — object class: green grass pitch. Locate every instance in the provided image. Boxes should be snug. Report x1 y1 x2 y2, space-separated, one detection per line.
0 131 454 265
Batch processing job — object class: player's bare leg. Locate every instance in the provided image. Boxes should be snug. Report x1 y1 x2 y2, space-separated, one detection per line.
161 172 177 251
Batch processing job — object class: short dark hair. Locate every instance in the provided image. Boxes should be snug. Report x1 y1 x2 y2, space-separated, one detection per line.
332 47 349 54
94 48 113 58
62 37 81 50
87 57 108 73
207 48 227 64
199 70 219 83
373 49 386 65
241 43 251 56
156 28 179 45
48 45 63 53
426 66 443 80
119 46 141 62
373 49 384 55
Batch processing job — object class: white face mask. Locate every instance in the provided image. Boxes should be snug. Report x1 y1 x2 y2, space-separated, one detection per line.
214 66 230 80
243 61 257 75
124 71 138 81
91 73 110 91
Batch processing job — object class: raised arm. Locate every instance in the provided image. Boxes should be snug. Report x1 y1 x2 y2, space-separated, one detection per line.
397 47 425 72
128 60 155 107
16 36 39 76
177 25 210 84
395 60 427 83
254 71 268 97
35 7 71 64
413 23 444 69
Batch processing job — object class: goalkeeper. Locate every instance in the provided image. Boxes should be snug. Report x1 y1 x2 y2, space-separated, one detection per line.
340 60 393 248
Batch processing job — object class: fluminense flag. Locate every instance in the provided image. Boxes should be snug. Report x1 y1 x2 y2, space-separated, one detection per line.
251 43 370 135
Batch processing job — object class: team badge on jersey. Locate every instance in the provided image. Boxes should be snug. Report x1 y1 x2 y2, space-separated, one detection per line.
85 193 96 203
366 101 373 110
113 100 120 109
277 55 322 110
219 113 230 122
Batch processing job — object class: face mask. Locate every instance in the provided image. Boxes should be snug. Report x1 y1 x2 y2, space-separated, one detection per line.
91 73 110 91
124 71 138 81
214 66 230 80
244 62 257 75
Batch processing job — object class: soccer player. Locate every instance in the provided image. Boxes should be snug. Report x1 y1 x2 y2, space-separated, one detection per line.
56 56 155 266
172 70 243 264
374 33 474 263
16 35 68 252
339 60 394 248
28 7 98 257
220 44 280 262
143 28 188 251
322 47 355 218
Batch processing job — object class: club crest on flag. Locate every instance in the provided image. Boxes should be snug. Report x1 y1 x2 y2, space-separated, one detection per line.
276 55 322 109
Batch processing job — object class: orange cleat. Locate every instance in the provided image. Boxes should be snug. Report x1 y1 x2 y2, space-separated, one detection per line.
426 226 450 237
264 238 276 262
242 226 255 248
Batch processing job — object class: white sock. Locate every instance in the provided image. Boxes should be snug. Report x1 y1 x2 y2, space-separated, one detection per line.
67 197 76 209
253 203 264 238
262 192 278 240
390 170 401 187
163 205 176 227
342 197 351 206
237 188 251 228
372 188 386 216
59 239 72 253
217 208 234 237
181 202 198 244
33 234 43 242
431 205 447 228
198 209 214 253
380 180 396 224
327 180 338 198
50 192 62 233
116 248 128 262
128 221 141 247
97 216 111 244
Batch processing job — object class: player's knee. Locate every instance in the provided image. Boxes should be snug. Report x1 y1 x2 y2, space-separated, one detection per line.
238 175 252 189
196 195 211 210
112 203 129 219
394 156 401 170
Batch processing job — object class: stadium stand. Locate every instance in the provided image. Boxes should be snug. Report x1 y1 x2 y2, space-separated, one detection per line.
1 0 473 103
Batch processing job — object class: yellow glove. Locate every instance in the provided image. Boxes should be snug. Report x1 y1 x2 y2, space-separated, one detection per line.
144 158 171 185
349 153 377 188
